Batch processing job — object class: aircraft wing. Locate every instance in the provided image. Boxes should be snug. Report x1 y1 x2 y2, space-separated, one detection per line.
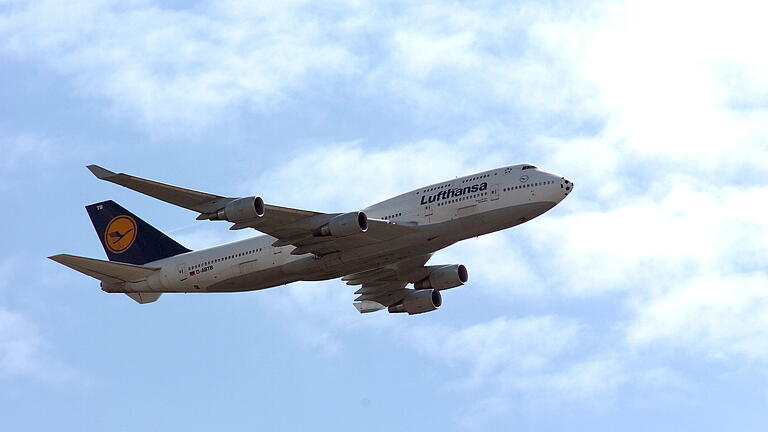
345 254 436 312
87 165 417 256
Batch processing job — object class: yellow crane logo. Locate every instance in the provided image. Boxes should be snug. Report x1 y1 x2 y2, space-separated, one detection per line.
104 215 137 253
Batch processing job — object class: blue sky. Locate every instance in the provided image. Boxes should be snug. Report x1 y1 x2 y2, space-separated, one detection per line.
2 0 768 430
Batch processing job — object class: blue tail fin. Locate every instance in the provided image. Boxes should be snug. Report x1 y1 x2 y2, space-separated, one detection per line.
85 200 191 265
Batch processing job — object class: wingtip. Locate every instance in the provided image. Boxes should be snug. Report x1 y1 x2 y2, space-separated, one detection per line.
48 254 66 263
86 164 116 179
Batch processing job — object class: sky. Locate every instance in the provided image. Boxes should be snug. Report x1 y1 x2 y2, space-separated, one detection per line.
1 0 768 430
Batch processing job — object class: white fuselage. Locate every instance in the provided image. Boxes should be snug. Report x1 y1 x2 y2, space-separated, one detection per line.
110 164 572 294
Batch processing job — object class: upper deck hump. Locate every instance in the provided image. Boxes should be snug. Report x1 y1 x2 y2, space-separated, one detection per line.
365 163 535 211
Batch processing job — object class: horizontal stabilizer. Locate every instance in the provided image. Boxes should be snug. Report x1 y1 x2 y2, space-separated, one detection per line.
49 254 159 283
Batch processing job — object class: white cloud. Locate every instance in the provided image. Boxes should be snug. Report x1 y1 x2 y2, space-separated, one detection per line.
7 0 767 400
262 284 351 357
231 0 768 392
453 397 514 431
0 307 63 380
0 0 356 131
3 0 767 152
525 357 629 403
239 110 768 377
246 128 509 211
410 316 582 386
499 1 768 375
361 2 591 119
517 177 768 364
404 314 692 406
530 0 768 168
171 225 251 251
626 273 768 361
432 232 545 297
248 277 401 357
0 133 55 173
0 260 72 382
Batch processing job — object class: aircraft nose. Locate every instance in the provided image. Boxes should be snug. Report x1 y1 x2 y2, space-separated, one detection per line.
561 178 574 196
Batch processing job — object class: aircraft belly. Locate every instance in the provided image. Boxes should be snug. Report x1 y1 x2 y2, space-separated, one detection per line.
477 201 557 235
206 266 292 292
420 200 558 241
463 201 557 235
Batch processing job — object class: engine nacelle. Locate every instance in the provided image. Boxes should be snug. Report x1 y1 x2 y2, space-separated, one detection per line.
388 289 442 315
213 196 265 222
413 264 468 291
316 211 368 237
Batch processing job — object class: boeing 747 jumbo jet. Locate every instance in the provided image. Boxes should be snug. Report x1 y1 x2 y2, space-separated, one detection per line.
50 164 573 315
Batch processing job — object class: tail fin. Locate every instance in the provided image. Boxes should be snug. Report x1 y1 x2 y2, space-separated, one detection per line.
86 200 191 265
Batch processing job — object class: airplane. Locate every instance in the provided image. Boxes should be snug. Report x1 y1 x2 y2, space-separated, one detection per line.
49 164 573 314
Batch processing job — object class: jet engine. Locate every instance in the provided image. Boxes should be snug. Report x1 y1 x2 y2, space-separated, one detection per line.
210 196 265 222
388 289 442 315
316 211 368 237
413 264 468 291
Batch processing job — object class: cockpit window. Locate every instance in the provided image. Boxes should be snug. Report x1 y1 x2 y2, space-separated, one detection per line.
521 165 537 170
